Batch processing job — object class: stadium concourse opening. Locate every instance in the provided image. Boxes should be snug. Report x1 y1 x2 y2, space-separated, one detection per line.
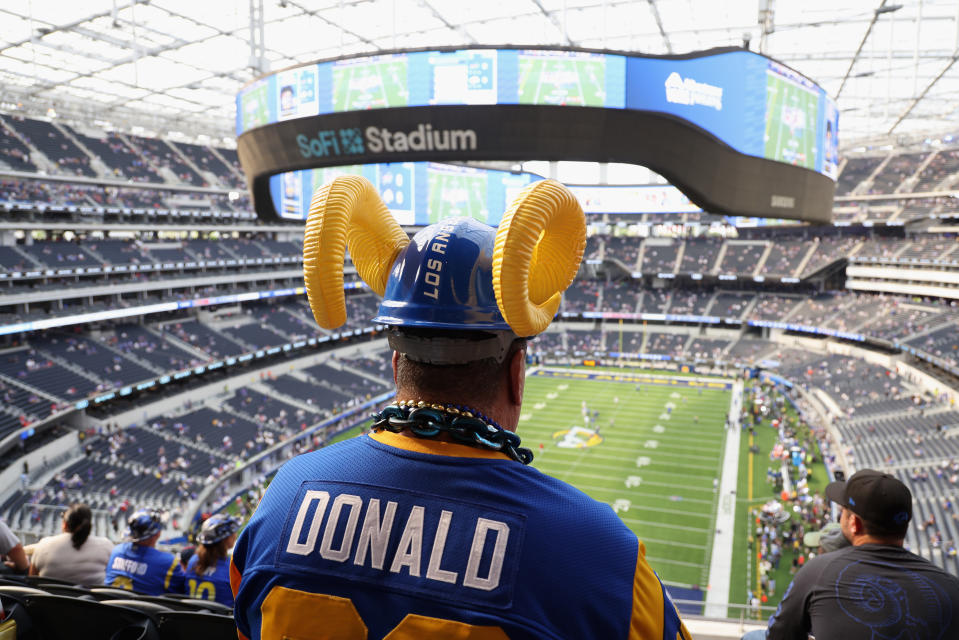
4 1 959 638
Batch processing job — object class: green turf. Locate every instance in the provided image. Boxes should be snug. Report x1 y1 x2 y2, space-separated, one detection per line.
764 71 818 169
427 169 489 222
521 371 731 589
518 56 606 106
227 368 742 605
537 363 712 378
333 59 409 111
729 385 831 620
240 84 269 131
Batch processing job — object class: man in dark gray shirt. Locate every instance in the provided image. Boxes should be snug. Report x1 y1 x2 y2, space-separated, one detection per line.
759 469 959 640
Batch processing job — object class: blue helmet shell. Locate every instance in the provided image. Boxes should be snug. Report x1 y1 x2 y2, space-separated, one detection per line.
374 217 510 331
125 509 164 542
197 513 242 545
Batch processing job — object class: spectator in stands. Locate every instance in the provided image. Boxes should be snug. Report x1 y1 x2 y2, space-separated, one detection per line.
0 517 27 574
749 469 959 640
801 521 849 557
231 178 689 639
28 502 113 585
185 513 240 607
104 509 184 595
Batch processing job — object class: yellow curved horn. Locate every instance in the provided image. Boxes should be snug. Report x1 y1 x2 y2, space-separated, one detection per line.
492 179 586 337
303 175 409 329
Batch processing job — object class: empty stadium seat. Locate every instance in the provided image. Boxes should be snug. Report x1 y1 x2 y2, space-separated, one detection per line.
22 594 159 640
154 611 235 640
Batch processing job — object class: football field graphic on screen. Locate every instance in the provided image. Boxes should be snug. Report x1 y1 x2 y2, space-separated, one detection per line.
332 57 409 111
518 53 608 106
764 69 819 170
241 82 270 132
427 165 488 223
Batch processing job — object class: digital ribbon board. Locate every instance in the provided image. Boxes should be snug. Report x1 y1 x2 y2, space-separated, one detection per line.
236 46 838 224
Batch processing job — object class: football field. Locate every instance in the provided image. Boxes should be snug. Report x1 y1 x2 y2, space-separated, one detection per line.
764 71 818 169
521 369 732 590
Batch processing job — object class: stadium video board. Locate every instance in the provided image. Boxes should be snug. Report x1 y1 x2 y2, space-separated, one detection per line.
239 47 838 175
238 46 837 223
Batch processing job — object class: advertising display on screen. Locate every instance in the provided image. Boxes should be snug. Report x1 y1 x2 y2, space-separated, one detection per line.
428 49 498 105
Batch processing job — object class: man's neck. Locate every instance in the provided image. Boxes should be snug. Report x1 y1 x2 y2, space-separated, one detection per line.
852 535 904 547
394 395 517 432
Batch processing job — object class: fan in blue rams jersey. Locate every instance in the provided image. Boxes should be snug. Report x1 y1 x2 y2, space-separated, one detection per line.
185 513 241 607
104 509 184 595
231 176 690 640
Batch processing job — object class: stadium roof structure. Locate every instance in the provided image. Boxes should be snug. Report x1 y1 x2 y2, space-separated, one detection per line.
1 0 958 148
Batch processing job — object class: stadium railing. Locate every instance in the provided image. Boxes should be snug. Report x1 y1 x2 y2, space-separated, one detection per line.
186 391 394 528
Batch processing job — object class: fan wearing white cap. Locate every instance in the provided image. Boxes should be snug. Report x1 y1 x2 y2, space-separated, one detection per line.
231 177 689 640
751 469 959 640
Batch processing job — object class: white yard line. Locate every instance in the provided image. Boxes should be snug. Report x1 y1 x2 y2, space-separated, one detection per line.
646 556 707 569
618 516 711 534
704 379 743 618
544 456 718 473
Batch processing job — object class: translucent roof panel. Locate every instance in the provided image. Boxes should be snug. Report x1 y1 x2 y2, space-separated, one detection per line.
0 0 955 145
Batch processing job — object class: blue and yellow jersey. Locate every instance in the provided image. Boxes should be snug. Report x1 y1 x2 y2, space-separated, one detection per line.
186 553 235 608
232 432 689 640
104 542 185 596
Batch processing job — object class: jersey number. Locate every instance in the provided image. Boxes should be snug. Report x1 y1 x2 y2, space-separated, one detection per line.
110 576 134 591
188 578 215 600
261 586 508 640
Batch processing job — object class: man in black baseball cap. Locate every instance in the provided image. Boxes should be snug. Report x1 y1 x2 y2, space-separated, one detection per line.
752 469 959 640
825 468 913 539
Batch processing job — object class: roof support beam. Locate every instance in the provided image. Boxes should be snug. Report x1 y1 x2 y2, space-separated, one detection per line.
421 0 477 44
284 0 379 49
836 0 900 99
887 54 959 134
647 0 672 54
531 0 575 46
0 1 143 55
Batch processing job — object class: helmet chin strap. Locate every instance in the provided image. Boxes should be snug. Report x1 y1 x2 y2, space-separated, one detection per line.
387 329 518 365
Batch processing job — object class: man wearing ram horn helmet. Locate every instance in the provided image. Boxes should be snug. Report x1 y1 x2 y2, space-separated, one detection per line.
230 176 690 640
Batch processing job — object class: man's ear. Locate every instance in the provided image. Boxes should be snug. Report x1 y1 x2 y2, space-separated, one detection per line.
849 512 865 537
508 346 525 406
392 351 399 385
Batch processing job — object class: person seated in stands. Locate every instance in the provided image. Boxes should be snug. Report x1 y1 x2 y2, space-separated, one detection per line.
748 470 959 640
0 516 28 574
185 514 241 608
104 509 184 595
29 502 113 585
